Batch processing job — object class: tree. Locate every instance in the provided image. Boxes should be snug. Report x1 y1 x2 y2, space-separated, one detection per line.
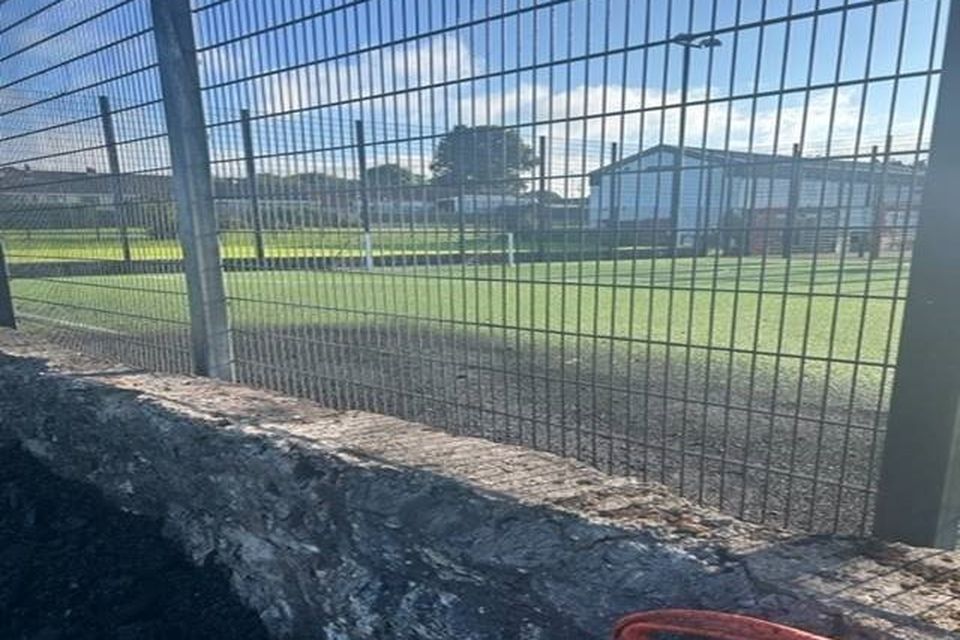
430 125 537 194
529 190 565 204
284 172 359 227
365 164 422 187
285 172 355 193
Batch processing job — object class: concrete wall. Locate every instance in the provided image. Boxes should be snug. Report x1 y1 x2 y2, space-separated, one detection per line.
1 330 958 639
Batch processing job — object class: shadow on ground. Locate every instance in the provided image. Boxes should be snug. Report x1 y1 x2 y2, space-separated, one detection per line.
0 444 269 640
23 319 889 535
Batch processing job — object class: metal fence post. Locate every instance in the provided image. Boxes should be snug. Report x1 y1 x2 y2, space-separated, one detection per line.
0 243 15 329
870 136 893 261
873 3 960 549
782 143 801 259
354 119 373 270
240 109 266 263
609 142 619 231
98 95 132 264
537 135 547 259
457 182 466 264
150 0 234 381
857 145 880 259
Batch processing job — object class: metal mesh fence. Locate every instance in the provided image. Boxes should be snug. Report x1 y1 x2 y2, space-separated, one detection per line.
0 0 953 538
0 0 193 373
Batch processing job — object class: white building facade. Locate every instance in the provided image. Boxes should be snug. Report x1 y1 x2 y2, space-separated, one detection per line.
587 145 924 253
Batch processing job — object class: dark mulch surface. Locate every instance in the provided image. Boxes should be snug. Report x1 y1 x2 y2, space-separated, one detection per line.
0 445 269 640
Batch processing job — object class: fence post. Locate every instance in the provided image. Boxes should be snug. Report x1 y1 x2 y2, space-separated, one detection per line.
457 182 466 264
537 135 547 259
857 145 880 259
150 0 234 381
870 136 892 261
873 3 960 549
782 143 801 259
354 120 373 270
0 243 15 329
240 109 266 263
98 95 132 264
609 141 620 230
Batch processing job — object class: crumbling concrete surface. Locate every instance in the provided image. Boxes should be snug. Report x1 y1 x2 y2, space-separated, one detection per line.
0 330 958 639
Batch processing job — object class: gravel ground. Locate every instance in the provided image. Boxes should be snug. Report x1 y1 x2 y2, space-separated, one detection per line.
23 320 889 535
0 444 269 640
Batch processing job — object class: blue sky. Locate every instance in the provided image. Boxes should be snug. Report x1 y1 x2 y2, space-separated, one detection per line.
0 0 951 188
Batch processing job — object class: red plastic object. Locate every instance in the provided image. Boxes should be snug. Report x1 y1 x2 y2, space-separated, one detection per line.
613 610 832 640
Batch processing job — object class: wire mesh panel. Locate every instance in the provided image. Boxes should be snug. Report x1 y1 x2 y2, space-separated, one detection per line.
0 0 193 373
0 0 952 536
189 0 946 534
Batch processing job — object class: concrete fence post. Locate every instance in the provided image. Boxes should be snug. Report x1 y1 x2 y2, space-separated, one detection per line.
873 3 960 549
0 243 15 329
150 0 234 380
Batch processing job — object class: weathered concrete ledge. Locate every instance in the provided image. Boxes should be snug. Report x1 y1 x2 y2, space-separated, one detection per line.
0 330 958 639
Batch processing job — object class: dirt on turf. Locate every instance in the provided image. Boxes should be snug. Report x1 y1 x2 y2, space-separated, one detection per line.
18 320 888 536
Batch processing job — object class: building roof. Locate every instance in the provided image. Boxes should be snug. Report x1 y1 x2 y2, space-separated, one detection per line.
0 166 172 195
591 144 924 184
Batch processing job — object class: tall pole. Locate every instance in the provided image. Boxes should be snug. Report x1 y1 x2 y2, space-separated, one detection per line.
240 109 265 262
670 45 691 251
98 95 132 264
151 0 234 380
873 3 960 549
669 36 721 253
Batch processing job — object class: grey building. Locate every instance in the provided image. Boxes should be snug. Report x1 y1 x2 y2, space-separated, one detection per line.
587 144 925 254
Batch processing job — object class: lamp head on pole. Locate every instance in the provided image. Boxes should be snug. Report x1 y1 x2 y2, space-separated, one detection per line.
671 33 723 49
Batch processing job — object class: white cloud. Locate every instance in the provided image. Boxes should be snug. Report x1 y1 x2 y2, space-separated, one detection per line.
253 34 478 117
442 80 900 196
3 27 925 189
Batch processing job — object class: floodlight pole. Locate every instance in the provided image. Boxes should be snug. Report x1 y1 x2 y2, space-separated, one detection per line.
670 34 721 254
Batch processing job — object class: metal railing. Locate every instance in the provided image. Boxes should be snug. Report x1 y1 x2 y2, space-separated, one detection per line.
1 0 957 547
